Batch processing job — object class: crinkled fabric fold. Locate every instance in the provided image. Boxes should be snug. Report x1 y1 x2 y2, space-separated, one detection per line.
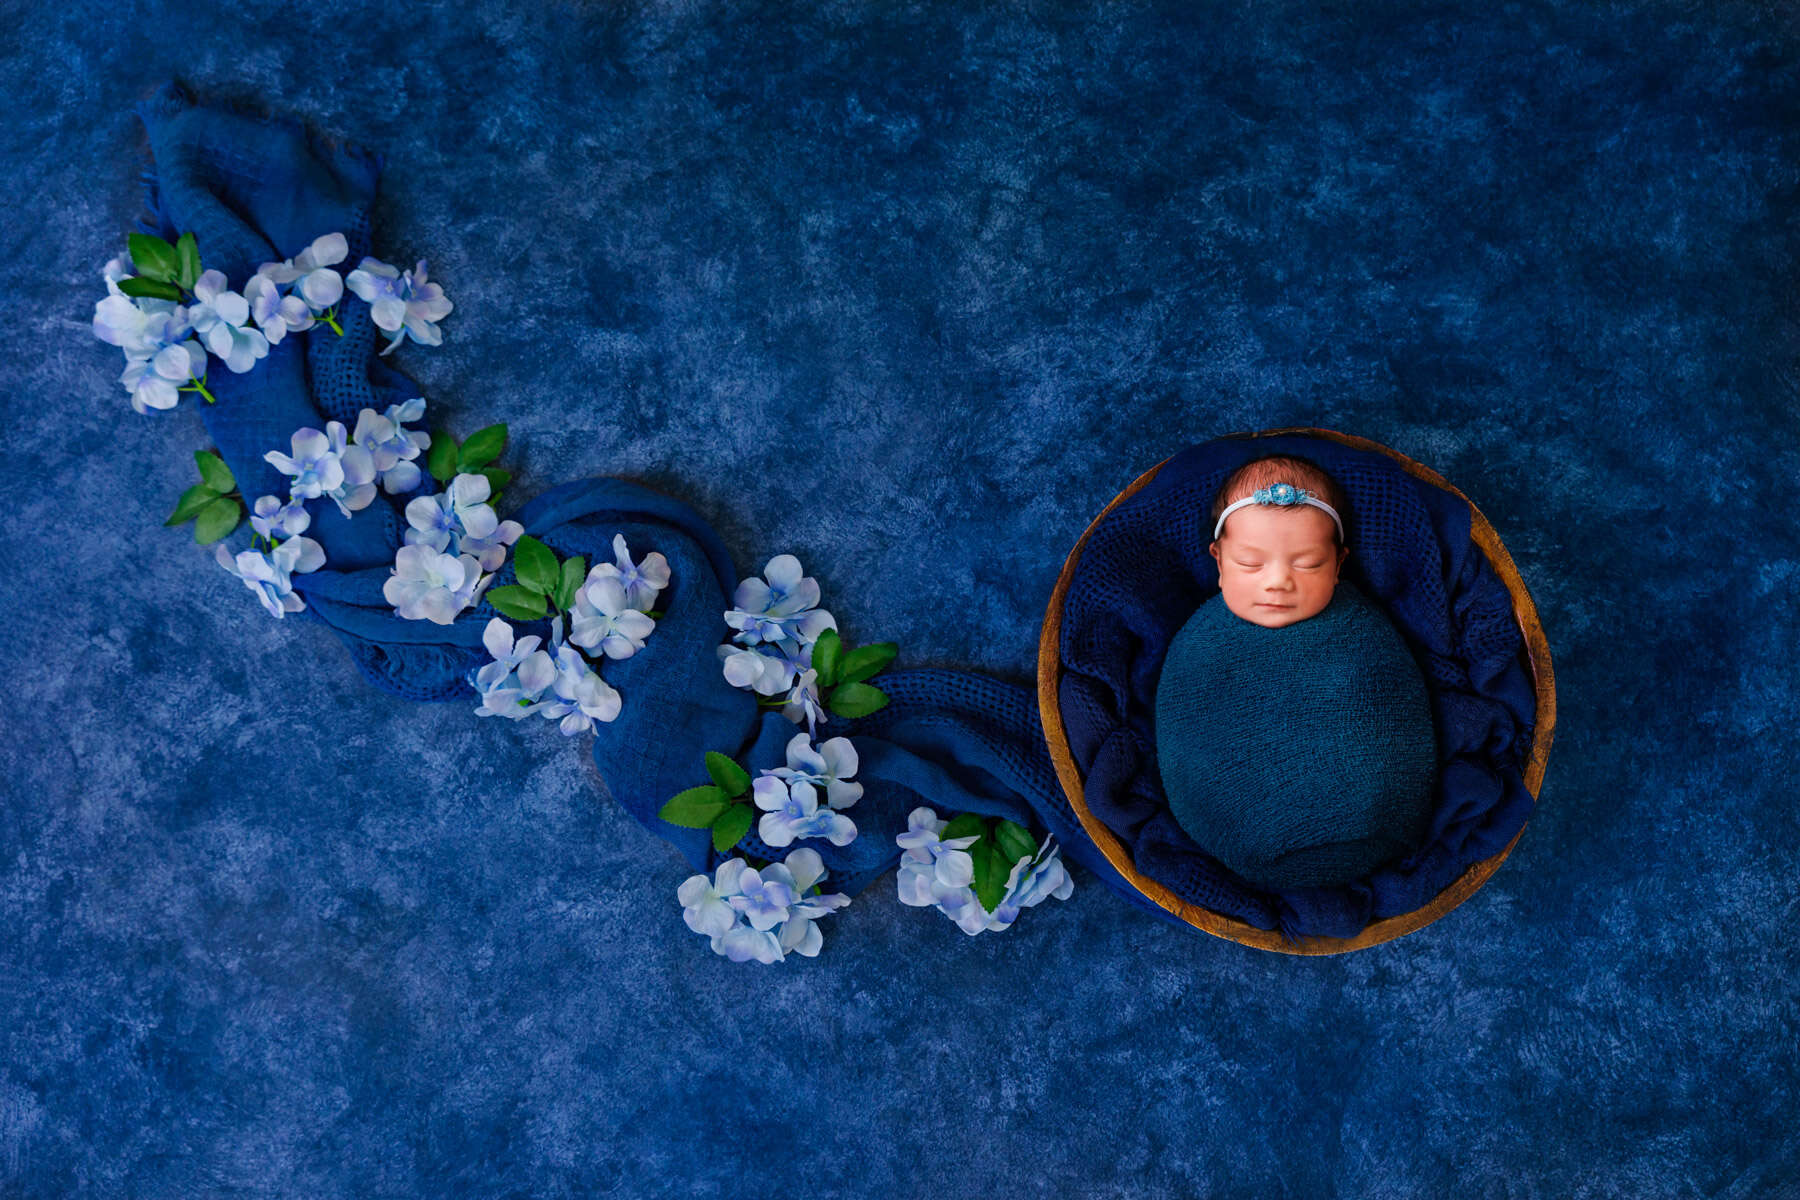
1059 434 1540 939
132 81 1172 922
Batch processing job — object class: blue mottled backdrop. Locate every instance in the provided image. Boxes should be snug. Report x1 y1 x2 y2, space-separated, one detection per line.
5 1 1798 1195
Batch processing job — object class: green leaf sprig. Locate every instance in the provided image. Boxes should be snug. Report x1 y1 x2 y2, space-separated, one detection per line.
761 627 896 719
425 421 510 500
940 814 1042 914
116 231 202 303
165 450 244 545
659 750 758 853
485 532 586 622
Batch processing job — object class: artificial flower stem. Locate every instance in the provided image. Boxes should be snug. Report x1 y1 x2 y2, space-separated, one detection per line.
321 307 344 337
183 375 217 404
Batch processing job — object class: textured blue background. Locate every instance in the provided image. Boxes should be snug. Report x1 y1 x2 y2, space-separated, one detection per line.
6 1 1798 1195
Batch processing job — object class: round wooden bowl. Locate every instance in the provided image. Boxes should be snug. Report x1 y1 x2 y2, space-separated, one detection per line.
1035 426 1557 955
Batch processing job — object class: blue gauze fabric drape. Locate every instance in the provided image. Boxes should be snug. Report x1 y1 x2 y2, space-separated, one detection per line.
132 82 1538 940
130 81 1170 919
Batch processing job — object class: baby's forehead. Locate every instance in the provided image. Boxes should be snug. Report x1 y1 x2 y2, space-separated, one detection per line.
1218 504 1336 548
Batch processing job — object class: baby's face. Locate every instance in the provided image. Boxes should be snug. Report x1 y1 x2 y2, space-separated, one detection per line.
1210 505 1349 628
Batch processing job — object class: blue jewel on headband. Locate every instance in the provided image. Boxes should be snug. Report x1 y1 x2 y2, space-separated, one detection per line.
1256 482 1304 505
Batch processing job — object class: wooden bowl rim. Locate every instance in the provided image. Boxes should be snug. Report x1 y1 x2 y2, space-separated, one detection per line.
1034 426 1557 955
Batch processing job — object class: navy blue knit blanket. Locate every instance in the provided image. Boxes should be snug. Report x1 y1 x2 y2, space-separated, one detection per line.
132 81 1536 940
1153 579 1440 892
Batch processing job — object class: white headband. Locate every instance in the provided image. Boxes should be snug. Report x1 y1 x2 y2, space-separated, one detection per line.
1212 481 1344 542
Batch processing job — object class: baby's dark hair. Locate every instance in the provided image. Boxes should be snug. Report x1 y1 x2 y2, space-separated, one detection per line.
1208 454 1349 546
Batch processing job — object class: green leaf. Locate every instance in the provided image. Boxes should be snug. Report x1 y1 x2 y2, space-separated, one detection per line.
995 819 1037 865
812 628 843 687
175 231 202 290
711 803 754 853
192 496 240 545
553 555 586 612
659 785 730 828
128 232 179 282
458 423 508 471
941 813 985 844
512 535 558 596
705 751 751 798
118 276 182 302
970 834 1009 914
826 681 889 719
838 642 898 685
480 467 511 496
485 584 548 620
194 449 234 492
426 433 459 483
165 482 219 526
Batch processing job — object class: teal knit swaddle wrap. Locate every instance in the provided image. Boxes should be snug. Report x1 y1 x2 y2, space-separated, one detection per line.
1152 579 1438 891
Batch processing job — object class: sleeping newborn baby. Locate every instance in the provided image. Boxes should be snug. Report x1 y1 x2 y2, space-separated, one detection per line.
1152 454 1438 892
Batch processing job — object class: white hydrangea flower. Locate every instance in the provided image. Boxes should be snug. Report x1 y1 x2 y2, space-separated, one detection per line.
471 618 556 720
213 535 324 619
351 398 431 494
188 269 269 374
775 848 851 958
586 533 670 613
118 334 206 413
321 420 377 516
345 255 453 356
538 620 622 735
265 427 345 501
724 554 836 647
256 232 347 312
679 858 747 940
242 273 315 345
568 574 655 660
384 544 488 624
781 667 826 733
249 495 310 541
752 775 857 849
769 730 862 810
403 474 518 569
717 639 805 696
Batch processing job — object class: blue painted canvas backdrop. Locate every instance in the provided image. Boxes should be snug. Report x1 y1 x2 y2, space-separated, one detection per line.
5 1 1798 1195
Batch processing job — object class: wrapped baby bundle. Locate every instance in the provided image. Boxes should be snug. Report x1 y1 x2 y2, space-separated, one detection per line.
1152 580 1438 892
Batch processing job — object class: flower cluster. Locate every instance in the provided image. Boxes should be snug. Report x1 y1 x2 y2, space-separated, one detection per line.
214 519 325 619
406 473 521 570
345 257 453 356
896 807 1074 935
718 555 837 731
569 535 668 658
471 617 622 735
388 471 520 624
469 534 669 730
355 398 433 494
92 230 454 414
753 731 861 848
678 848 851 963
214 400 437 620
